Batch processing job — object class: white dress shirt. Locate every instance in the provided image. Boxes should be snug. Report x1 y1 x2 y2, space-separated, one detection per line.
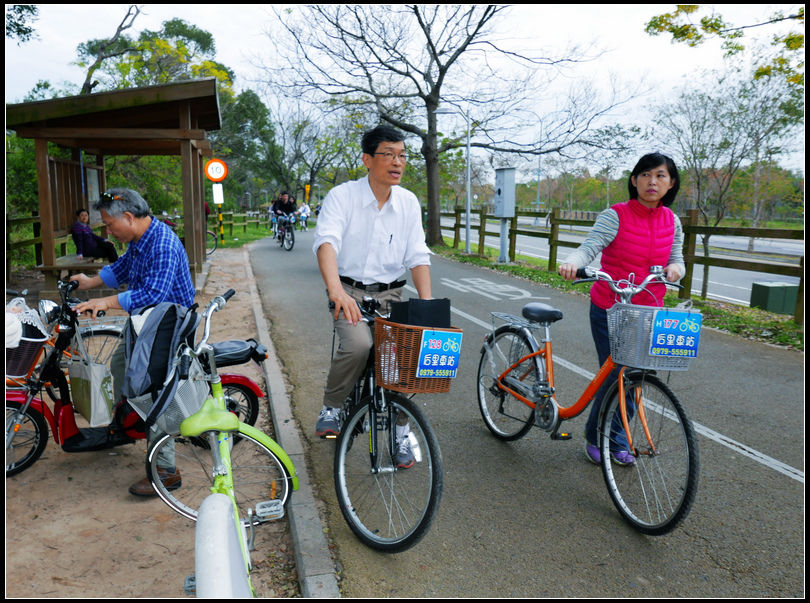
312 175 432 284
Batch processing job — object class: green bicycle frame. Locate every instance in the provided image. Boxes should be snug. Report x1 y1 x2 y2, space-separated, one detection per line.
178 380 299 494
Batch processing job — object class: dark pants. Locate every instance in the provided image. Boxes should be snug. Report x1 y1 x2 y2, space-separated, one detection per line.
86 241 119 263
584 302 633 450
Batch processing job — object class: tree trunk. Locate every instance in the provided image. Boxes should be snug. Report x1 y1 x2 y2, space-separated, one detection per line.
420 113 444 247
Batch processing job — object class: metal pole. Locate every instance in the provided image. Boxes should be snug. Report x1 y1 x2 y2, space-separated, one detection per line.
465 109 471 254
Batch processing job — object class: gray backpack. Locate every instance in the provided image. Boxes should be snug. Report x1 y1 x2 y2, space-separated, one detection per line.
121 302 200 428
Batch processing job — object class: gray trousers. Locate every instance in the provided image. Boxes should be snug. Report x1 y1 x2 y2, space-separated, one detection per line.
323 283 403 408
112 336 175 469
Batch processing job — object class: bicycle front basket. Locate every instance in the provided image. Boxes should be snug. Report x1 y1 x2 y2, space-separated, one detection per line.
606 303 699 371
375 318 463 394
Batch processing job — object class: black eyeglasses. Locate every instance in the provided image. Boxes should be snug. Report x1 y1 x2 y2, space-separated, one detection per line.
371 151 409 163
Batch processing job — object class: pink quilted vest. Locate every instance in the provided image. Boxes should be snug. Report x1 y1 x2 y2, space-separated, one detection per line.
591 199 675 310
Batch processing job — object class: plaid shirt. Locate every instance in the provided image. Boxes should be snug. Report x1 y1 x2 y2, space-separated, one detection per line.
100 217 195 313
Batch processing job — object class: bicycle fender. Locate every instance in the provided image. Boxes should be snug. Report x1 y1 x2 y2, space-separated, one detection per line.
220 373 265 397
7 392 59 441
236 422 299 492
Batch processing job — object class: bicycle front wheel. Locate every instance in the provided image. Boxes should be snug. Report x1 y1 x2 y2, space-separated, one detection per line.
80 328 123 367
6 401 49 477
477 325 539 441
147 428 292 526
283 227 294 251
334 392 443 553
600 374 699 536
206 231 217 256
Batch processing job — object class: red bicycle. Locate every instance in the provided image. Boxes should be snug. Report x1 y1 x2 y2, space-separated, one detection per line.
6 280 267 477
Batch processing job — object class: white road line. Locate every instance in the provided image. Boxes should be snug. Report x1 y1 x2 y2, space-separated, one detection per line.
420 289 804 484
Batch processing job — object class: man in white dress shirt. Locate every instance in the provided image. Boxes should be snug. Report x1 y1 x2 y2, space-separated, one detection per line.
312 125 432 467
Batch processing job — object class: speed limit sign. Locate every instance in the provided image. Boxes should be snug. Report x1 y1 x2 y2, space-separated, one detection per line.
204 158 228 182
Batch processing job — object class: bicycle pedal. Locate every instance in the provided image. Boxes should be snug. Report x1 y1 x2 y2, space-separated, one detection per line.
255 499 285 521
550 431 572 441
184 574 196 596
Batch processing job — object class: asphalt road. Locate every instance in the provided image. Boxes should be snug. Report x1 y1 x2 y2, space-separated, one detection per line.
250 230 804 598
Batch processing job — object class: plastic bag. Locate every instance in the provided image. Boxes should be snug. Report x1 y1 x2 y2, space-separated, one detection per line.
69 361 114 428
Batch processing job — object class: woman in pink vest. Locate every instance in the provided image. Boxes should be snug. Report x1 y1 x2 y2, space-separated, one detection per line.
559 153 685 466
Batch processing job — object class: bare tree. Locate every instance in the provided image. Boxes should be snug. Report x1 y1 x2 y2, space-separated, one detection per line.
258 5 644 245
78 5 142 94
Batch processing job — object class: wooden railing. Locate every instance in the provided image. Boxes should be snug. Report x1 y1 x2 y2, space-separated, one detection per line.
442 206 804 323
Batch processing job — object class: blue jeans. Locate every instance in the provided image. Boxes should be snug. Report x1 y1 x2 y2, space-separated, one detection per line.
584 303 633 451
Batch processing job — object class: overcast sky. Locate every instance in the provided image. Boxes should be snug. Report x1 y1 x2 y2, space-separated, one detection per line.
5 4 803 172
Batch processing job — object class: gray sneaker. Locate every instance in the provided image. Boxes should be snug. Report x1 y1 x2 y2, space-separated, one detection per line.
394 436 415 469
316 407 341 437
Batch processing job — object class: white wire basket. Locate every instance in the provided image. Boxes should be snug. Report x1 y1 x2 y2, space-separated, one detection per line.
128 356 209 435
606 303 699 371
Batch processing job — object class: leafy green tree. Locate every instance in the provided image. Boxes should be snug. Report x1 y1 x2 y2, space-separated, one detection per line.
645 5 805 86
5 4 39 45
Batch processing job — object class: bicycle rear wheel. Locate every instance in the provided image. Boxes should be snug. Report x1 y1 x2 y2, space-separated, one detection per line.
600 374 699 535
477 325 539 441
206 231 217 256
334 392 443 553
147 428 291 526
6 401 49 477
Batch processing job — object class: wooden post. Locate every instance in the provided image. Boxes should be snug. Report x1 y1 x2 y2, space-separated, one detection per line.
548 207 560 271
477 206 487 257
453 206 461 249
34 139 57 291
680 209 698 301
509 214 518 262
795 256 804 326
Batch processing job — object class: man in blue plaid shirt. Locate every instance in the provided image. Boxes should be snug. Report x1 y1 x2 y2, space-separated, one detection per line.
73 188 195 496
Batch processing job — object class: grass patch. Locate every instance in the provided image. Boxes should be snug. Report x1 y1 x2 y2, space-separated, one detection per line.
207 222 276 249
432 239 803 352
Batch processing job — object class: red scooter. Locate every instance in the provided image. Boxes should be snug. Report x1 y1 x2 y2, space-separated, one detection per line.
6 280 267 477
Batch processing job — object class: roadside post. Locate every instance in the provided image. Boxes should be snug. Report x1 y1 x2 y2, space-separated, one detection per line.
205 158 228 245
494 167 516 263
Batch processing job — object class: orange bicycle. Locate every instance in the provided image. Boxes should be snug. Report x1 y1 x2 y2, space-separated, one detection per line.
477 266 699 535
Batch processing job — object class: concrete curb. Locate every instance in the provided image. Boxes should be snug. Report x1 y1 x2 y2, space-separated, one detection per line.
243 248 341 598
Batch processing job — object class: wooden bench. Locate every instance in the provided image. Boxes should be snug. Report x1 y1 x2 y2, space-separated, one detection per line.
35 233 116 297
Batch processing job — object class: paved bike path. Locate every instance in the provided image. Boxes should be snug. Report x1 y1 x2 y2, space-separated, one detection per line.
241 247 340 598
247 234 803 598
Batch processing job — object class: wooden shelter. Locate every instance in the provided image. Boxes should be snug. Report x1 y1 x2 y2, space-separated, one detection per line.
6 77 221 294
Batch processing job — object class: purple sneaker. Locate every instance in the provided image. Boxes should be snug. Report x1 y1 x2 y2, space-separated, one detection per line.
610 449 636 466
585 442 601 465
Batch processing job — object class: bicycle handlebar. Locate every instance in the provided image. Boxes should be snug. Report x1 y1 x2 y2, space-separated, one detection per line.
57 279 106 317
193 289 236 357
328 296 382 322
573 266 680 304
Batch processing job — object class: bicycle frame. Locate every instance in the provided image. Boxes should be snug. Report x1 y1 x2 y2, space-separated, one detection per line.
175 342 297 595
491 322 654 453
332 298 399 470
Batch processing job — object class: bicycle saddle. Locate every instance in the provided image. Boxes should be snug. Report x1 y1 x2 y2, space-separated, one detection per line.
211 338 268 368
522 302 563 324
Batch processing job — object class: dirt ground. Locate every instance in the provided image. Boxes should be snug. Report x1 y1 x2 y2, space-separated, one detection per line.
5 249 299 598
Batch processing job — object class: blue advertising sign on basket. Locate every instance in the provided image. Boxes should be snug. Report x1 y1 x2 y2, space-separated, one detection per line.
416 329 463 379
649 308 702 359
